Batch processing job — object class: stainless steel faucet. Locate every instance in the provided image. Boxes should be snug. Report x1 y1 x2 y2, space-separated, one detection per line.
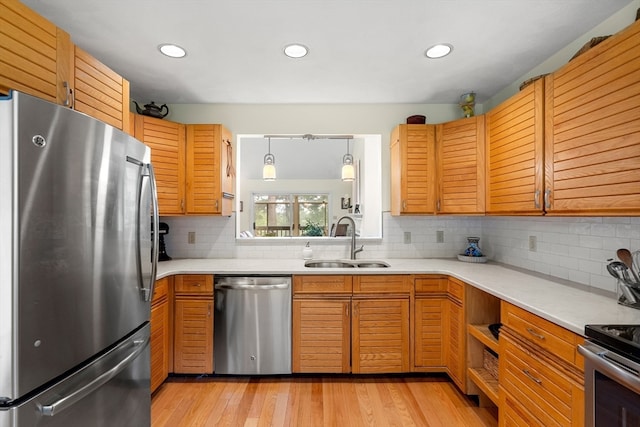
332 215 364 260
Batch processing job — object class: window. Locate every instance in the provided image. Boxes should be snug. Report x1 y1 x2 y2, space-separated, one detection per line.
253 193 329 237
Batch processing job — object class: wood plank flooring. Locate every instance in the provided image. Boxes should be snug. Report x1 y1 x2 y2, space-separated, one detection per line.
151 375 498 427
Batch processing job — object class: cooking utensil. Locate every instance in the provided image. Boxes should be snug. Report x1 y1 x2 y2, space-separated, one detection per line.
617 248 640 284
608 262 638 304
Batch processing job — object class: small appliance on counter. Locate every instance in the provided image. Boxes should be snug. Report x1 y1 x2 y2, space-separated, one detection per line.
158 222 171 261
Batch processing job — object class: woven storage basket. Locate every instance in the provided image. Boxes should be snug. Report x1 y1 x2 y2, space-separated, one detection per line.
483 348 499 380
570 35 611 61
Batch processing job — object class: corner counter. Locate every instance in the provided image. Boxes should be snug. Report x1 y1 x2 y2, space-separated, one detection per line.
156 257 640 336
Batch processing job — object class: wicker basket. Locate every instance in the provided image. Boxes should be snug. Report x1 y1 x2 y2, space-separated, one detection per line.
570 35 611 61
483 348 499 380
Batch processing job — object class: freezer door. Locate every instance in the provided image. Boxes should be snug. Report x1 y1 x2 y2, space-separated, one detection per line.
0 92 153 400
0 324 150 427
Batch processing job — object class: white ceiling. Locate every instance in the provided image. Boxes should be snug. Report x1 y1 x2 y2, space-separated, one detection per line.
23 0 633 105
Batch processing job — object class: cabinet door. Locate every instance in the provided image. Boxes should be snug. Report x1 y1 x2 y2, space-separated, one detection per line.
0 0 58 102
414 297 446 368
436 115 486 214
544 20 640 215
390 124 436 215
150 298 169 393
185 124 234 215
485 78 544 215
135 115 186 215
292 298 351 373
74 46 130 131
446 298 465 391
352 297 410 373
174 298 214 374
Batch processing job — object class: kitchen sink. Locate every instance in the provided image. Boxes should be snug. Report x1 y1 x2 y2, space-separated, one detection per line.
304 260 390 268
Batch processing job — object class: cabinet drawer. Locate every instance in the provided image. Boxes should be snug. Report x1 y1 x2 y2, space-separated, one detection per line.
414 275 448 293
447 277 464 301
152 277 169 304
174 275 213 294
500 333 583 426
293 275 352 294
353 275 410 294
501 302 580 366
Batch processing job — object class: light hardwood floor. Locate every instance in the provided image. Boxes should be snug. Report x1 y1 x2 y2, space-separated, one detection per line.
151 375 498 427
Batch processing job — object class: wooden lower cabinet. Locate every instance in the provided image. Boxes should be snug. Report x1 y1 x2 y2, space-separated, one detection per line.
292 297 351 373
499 301 584 427
446 297 465 391
173 275 214 374
352 297 410 373
499 332 584 426
414 297 446 368
150 277 170 393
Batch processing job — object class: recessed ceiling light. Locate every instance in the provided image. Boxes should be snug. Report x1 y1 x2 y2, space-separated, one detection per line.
158 44 187 58
425 43 453 59
284 44 308 58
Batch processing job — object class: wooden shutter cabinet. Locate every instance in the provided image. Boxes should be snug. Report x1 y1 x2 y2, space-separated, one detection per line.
73 46 130 132
486 78 545 215
135 115 186 215
186 124 234 215
292 298 351 373
390 124 436 215
544 19 640 215
352 297 410 373
150 277 170 393
436 115 486 214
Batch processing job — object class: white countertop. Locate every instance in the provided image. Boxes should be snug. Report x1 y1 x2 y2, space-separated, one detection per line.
156 257 640 336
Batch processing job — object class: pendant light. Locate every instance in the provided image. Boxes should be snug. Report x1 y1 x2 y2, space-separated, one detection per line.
341 138 355 181
262 137 276 181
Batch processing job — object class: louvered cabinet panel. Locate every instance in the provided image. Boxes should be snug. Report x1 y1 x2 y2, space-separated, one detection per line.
292 298 351 373
445 298 465 391
74 46 129 131
414 298 446 368
0 0 57 101
352 297 410 373
436 115 486 214
174 298 214 374
135 115 185 215
390 124 436 215
150 297 169 393
186 124 220 214
486 78 544 215
544 20 640 215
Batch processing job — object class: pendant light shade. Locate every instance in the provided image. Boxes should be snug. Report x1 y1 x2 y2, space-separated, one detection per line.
341 138 354 181
263 137 276 180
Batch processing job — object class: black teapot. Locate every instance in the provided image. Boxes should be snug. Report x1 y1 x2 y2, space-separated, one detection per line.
133 101 169 119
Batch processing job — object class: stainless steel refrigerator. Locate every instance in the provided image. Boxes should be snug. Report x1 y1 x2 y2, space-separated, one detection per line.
0 91 159 426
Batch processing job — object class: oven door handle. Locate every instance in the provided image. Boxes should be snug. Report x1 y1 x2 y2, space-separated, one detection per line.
579 343 640 394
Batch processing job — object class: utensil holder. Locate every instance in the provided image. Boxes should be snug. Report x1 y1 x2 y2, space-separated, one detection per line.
617 279 640 310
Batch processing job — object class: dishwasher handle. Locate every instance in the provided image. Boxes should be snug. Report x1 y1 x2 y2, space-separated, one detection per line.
215 282 289 291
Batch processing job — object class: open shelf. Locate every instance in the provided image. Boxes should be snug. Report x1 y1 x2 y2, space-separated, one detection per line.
467 367 499 406
467 324 499 353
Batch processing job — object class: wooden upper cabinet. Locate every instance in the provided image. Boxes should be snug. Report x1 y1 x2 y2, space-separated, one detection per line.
390 124 436 215
74 46 130 131
186 124 234 216
544 20 640 215
485 78 545 215
0 0 59 102
135 115 186 215
436 115 486 214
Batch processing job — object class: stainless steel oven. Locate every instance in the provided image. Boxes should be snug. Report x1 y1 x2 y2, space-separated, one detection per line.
579 325 640 427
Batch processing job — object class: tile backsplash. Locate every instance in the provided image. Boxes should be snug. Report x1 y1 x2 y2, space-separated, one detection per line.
162 213 639 295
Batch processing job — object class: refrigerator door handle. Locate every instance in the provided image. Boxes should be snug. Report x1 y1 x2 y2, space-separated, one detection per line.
140 163 159 302
39 335 150 417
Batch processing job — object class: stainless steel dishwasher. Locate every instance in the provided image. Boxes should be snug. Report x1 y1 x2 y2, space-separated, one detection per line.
214 275 292 375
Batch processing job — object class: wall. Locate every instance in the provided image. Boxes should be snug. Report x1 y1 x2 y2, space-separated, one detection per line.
161 5 640 298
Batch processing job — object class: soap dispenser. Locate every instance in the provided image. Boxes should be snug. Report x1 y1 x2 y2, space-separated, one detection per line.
302 242 313 260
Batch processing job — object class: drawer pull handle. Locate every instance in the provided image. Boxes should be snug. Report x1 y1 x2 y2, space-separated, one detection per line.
526 328 545 340
523 369 542 384
192 283 202 287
